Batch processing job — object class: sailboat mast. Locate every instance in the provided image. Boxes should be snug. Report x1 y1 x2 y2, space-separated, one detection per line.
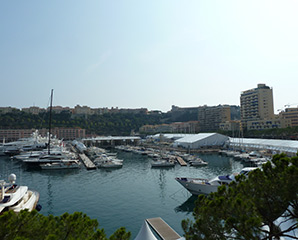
48 89 53 154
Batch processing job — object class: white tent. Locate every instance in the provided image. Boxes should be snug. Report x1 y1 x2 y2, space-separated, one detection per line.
134 220 158 240
173 133 229 149
229 138 298 156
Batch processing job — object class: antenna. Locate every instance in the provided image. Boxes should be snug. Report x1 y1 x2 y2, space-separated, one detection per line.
48 89 54 155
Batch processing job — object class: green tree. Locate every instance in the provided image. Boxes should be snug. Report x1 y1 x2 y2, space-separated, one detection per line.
182 153 298 240
0 210 131 240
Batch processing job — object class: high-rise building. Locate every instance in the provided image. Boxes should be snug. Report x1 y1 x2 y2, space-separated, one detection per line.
198 105 231 132
240 84 274 127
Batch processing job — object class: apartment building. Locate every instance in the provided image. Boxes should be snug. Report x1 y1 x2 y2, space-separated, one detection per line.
198 105 231 132
39 128 86 140
139 121 199 134
0 129 35 142
279 107 298 128
219 120 241 132
240 84 275 129
22 107 46 115
0 128 86 142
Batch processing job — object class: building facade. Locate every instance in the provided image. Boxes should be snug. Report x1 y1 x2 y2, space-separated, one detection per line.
198 105 231 132
0 128 86 142
139 121 200 134
279 107 298 128
240 84 275 129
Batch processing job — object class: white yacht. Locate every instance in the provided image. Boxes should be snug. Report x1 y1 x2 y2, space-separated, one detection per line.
0 174 40 213
40 160 80 170
151 159 175 167
2 131 47 156
189 158 208 166
175 167 258 195
97 159 123 168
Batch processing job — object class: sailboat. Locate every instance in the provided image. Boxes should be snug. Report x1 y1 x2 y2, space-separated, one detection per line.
23 90 80 169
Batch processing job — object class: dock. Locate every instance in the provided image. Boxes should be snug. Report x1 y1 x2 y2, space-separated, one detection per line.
146 217 181 240
79 153 96 170
176 157 187 166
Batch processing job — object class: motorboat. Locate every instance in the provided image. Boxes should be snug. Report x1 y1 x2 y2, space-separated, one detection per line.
97 159 123 168
151 159 175 168
40 160 80 170
22 150 78 165
13 150 45 161
189 158 208 166
175 167 258 195
0 174 40 213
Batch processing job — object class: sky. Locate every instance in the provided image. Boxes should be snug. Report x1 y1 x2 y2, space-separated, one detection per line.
1 0 298 113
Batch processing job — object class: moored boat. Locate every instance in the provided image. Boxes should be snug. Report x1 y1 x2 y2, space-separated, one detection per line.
0 174 41 213
39 160 80 170
175 167 258 195
151 159 175 168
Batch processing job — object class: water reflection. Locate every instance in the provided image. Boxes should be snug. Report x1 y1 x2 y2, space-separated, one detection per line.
47 176 53 215
175 195 197 214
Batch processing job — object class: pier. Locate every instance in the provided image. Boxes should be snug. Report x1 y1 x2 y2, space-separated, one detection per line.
146 217 181 240
176 156 187 166
79 153 96 170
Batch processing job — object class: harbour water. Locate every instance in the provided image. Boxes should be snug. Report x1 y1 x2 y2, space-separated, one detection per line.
0 150 247 238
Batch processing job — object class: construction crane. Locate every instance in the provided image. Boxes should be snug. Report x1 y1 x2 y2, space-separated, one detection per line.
278 103 298 112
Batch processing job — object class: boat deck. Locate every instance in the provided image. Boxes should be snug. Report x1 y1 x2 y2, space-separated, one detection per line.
146 217 181 240
79 154 96 170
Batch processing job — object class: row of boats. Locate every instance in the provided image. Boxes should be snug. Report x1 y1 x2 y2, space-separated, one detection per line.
115 145 208 167
10 145 81 170
114 145 260 196
85 147 124 168
219 149 271 167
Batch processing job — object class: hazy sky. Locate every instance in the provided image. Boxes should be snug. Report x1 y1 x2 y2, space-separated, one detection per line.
1 1 298 113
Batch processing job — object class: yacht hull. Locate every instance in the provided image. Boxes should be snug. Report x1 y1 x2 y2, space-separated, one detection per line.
175 177 219 195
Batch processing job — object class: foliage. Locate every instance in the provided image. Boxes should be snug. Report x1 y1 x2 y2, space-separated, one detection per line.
0 210 131 240
0 111 162 136
182 153 298 240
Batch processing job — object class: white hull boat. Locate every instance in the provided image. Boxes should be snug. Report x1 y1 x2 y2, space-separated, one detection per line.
151 160 175 167
189 159 208 166
97 160 123 168
0 174 40 213
175 167 258 195
9 190 40 212
40 160 80 170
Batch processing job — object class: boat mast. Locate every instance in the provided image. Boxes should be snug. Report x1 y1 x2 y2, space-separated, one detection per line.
48 89 53 155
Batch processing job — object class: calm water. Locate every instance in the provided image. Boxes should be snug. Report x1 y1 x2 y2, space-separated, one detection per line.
0 150 246 238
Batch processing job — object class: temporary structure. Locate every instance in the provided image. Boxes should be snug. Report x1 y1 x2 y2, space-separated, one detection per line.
134 220 158 240
173 133 229 149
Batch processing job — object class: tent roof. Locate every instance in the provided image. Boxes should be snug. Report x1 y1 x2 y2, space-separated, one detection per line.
151 133 195 140
175 133 224 143
134 221 158 240
229 138 298 153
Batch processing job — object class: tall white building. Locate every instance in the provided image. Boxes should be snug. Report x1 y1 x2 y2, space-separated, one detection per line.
240 84 275 129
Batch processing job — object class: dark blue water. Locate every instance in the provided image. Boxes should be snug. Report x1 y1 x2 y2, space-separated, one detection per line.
0 151 246 238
